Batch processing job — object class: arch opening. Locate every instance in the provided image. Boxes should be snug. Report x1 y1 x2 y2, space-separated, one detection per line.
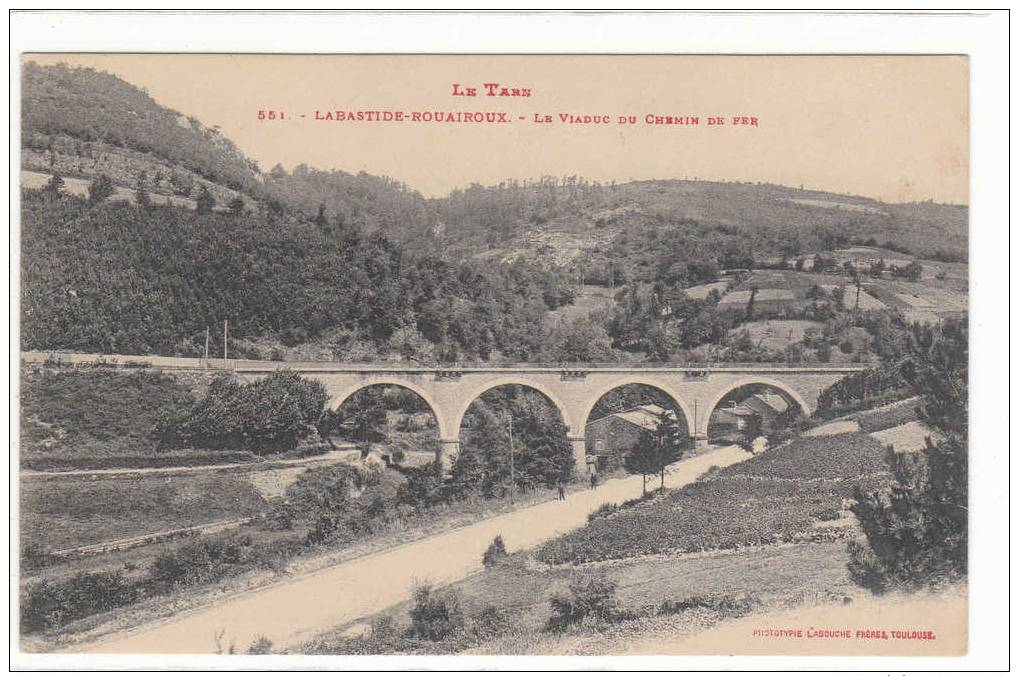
705 380 808 446
454 383 574 497
582 383 694 476
328 383 441 469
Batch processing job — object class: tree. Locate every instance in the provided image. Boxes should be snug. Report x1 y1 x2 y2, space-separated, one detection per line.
196 186 215 214
902 261 924 282
336 388 388 445
154 370 328 454
624 437 658 497
745 285 759 320
737 413 763 454
87 173 114 205
228 196 245 215
135 177 151 207
848 318 968 593
454 388 574 497
652 414 684 489
314 202 328 228
624 416 682 496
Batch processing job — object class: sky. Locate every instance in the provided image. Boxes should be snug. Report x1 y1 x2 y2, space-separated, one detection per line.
24 54 968 204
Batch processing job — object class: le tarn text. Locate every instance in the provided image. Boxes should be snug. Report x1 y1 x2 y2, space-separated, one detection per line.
451 82 532 97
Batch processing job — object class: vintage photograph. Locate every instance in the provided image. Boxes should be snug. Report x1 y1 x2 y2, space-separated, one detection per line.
15 50 971 659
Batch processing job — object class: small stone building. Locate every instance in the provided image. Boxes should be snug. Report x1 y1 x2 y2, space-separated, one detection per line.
585 404 677 471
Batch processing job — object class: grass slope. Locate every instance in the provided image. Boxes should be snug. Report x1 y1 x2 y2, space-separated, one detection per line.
21 472 269 554
20 367 195 464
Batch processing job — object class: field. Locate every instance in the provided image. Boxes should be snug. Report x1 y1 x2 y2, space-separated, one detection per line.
683 281 728 300
537 432 889 565
870 421 940 454
728 319 823 351
545 284 617 324
20 472 270 556
851 396 922 432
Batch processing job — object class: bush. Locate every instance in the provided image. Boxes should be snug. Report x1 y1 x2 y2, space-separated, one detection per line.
395 461 449 508
21 450 257 471
21 570 138 632
469 605 506 641
659 593 757 619
545 575 618 632
148 534 252 590
154 370 328 455
482 535 508 567
587 502 619 523
408 583 465 641
246 635 274 654
849 436 968 594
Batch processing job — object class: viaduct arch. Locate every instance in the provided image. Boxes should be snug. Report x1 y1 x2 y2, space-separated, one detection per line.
235 363 864 474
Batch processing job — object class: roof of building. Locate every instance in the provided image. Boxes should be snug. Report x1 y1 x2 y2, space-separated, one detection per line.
715 404 757 417
587 404 676 432
744 392 791 415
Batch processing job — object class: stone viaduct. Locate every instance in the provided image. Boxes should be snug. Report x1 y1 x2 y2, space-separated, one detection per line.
234 363 866 474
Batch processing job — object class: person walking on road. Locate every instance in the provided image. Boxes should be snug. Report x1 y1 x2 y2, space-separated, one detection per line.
590 472 597 490
556 479 566 501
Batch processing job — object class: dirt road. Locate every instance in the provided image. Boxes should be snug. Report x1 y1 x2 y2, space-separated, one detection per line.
80 445 750 654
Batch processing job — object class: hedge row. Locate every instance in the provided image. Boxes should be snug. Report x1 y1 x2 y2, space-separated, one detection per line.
22 450 259 472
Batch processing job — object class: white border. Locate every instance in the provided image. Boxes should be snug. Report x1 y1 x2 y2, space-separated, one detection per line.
7 9 1011 672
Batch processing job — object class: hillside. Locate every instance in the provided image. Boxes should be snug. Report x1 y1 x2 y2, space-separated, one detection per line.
430 180 968 284
20 62 435 241
19 62 968 363
22 61 968 262
22 62 261 199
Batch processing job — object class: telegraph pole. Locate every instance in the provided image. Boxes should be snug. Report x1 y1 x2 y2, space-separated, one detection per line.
223 319 228 364
204 327 210 364
508 414 515 505
693 399 698 448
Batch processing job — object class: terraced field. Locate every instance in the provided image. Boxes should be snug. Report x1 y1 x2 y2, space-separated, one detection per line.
537 432 889 564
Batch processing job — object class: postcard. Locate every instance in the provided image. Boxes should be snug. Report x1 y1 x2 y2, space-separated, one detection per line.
10 11 1006 671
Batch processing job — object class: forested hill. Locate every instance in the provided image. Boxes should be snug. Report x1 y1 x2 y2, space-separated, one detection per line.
20 190 574 360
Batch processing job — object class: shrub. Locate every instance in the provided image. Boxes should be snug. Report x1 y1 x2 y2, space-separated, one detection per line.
148 534 251 590
469 605 506 641
154 370 328 455
587 502 619 523
21 450 257 472
246 635 274 654
482 535 508 567
811 507 842 522
545 575 618 632
396 461 449 508
408 583 465 641
659 593 757 619
21 571 138 632
849 437 968 594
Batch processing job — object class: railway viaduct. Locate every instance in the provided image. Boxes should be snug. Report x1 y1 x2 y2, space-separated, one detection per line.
234 362 866 474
